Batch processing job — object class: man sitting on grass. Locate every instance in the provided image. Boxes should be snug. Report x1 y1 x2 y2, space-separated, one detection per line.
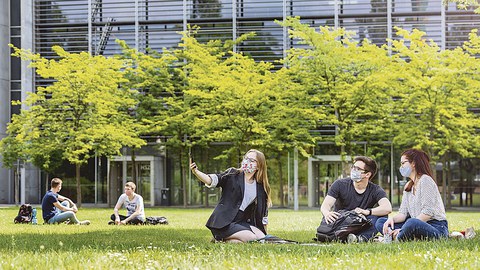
320 156 392 242
41 178 90 225
109 181 145 225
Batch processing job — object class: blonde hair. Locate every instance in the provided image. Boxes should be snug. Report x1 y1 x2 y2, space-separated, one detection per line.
245 149 272 207
125 181 136 192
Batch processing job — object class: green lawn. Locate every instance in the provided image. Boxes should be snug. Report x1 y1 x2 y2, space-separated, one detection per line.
0 207 479 269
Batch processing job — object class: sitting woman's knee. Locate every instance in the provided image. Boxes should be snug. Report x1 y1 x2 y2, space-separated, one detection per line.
227 230 258 243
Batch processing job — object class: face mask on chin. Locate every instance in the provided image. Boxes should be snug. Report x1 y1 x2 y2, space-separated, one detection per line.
350 170 363 182
241 158 257 174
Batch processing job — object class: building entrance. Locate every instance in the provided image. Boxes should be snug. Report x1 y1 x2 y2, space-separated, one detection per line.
308 155 350 207
108 155 166 207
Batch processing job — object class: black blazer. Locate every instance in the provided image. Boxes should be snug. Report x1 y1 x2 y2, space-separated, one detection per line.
205 168 268 234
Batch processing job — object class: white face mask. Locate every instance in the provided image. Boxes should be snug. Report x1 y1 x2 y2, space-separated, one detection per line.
350 169 363 182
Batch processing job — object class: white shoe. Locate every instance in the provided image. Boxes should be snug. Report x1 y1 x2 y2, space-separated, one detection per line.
465 227 476 239
347 234 358 243
79 220 91 225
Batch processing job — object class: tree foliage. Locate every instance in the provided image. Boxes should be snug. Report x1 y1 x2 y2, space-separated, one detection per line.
0 45 146 204
280 17 398 161
389 28 480 162
446 0 480 13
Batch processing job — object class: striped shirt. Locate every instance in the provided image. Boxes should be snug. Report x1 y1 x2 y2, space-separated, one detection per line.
398 174 447 221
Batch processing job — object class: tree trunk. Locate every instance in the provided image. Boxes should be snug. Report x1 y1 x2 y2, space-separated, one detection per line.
278 154 285 207
442 156 450 209
446 153 451 209
45 172 49 194
180 151 187 208
441 156 446 208
131 148 137 183
340 144 348 177
447 158 453 208
76 163 82 206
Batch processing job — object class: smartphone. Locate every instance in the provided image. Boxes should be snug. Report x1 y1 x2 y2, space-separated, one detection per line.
189 150 193 164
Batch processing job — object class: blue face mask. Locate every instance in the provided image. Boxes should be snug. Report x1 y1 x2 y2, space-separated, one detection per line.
399 165 412 178
350 169 363 182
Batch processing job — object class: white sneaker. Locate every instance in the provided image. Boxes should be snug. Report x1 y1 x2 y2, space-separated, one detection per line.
79 220 91 225
347 234 358 243
450 231 465 239
382 233 393 243
465 227 476 239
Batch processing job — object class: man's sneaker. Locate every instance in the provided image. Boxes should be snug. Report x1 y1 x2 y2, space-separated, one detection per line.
450 231 464 239
465 227 476 239
347 234 358 243
79 220 91 225
382 233 392 244
108 220 115 225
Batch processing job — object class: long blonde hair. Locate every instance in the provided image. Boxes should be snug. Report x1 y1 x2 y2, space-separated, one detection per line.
245 149 272 207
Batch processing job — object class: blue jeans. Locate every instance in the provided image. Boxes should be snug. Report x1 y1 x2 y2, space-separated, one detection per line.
375 217 449 241
48 201 80 224
357 215 384 241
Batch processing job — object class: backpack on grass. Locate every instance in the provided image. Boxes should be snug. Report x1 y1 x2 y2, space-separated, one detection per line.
145 216 168 225
314 210 371 242
14 204 34 224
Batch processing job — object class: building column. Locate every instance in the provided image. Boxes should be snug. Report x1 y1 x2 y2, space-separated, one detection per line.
0 0 10 203
21 0 41 204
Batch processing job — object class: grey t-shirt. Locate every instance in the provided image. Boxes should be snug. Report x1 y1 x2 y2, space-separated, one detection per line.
116 193 145 220
240 180 257 211
327 178 387 211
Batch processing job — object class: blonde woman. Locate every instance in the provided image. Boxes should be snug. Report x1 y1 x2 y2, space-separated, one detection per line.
190 149 272 243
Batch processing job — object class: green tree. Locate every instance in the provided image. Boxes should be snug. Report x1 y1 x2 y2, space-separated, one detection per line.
1 45 145 205
175 27 320 207
389 28 480 204
446 0 480 13
263 67 320 206
281 17 397 167
117 40 186 183
179 29 273 157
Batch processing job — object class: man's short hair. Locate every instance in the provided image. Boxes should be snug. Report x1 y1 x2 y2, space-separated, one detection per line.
354 156 378 180
125 181 136 192
51 178 63 188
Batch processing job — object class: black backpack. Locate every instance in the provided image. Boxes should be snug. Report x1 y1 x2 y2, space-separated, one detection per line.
314 210 372 242
145 216 168 225
14 204 34 224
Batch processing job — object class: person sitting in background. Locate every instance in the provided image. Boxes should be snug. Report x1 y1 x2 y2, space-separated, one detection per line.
41 177 90 225
375 149 448 242
110 181 145 225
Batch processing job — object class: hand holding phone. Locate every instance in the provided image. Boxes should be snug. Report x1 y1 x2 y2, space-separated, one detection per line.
189 151 197 172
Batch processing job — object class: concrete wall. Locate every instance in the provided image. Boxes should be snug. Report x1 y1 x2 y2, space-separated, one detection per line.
21 0 41 204
0 0 40 204
0 0 11 203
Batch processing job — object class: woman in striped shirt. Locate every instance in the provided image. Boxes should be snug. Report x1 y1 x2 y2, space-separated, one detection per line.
375 148 448 241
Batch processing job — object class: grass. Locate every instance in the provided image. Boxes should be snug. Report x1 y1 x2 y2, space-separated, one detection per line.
0 207 479 269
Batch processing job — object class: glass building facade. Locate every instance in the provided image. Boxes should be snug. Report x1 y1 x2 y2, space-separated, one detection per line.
1 0 479 206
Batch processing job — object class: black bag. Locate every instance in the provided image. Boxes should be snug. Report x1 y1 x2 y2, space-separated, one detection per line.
14 204 34 224
256 234 298 244
145 216 168 225
314 210 372 242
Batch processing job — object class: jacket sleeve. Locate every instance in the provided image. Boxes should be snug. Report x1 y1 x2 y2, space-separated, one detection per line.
206 167 238 188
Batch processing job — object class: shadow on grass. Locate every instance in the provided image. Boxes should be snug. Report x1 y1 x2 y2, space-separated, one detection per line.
0 226 213 252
